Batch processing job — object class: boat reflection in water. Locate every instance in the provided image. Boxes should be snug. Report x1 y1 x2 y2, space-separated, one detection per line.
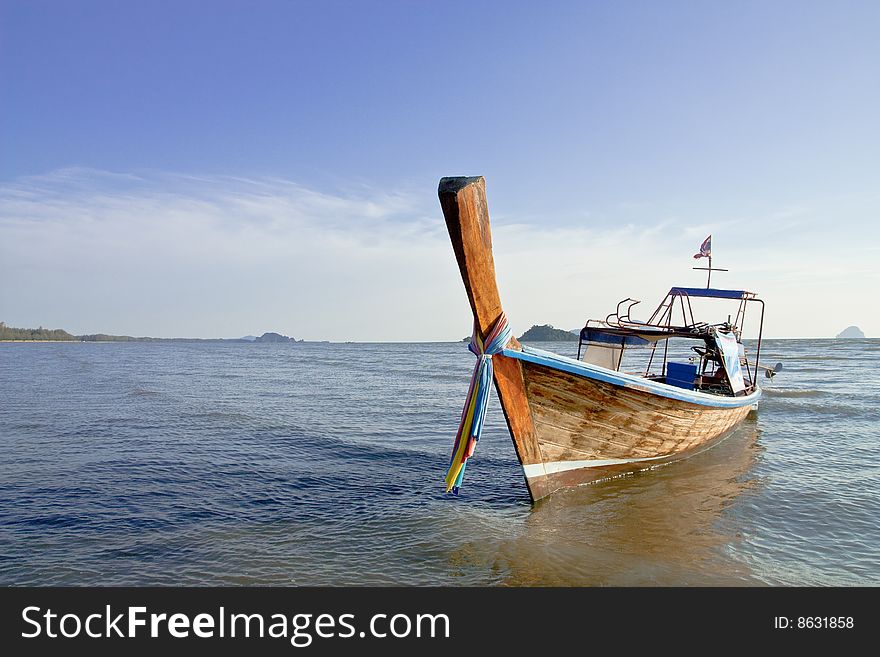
474 418 763 586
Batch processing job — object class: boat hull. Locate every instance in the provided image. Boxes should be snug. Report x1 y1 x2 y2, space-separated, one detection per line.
511 359 754 500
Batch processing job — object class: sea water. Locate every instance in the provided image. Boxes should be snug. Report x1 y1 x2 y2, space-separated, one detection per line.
1 339 877 585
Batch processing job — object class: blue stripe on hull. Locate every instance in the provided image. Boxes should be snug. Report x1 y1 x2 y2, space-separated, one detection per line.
501 345 761 409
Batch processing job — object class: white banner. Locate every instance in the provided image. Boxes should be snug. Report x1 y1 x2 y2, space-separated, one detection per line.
714 331 746 394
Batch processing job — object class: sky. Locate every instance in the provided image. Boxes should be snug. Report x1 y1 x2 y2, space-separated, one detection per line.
1 0 878 340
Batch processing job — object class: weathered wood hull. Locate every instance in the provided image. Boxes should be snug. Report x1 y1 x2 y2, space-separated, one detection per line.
506 357 755 500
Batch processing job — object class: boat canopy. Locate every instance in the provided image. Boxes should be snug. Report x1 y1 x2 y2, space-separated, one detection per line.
577 326 669 371
579 327 658 346
668 287 754 300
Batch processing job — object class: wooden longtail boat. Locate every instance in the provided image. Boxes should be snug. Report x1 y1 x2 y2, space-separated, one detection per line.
439 176 774 502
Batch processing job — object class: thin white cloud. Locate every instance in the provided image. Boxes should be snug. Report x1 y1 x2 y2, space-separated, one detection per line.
1 168 877 339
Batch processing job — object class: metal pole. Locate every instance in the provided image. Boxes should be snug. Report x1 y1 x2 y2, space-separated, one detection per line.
707 255 712 288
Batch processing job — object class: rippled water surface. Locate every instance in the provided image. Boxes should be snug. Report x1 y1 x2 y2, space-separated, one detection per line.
1 339 878 585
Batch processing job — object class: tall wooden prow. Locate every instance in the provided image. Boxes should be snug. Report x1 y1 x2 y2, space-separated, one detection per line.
438 176 542 500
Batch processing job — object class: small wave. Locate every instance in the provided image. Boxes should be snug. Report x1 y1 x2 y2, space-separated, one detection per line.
767 400 863 417
782 355 861 362
186 410 252 423
762 388 823 398
132 387 159 397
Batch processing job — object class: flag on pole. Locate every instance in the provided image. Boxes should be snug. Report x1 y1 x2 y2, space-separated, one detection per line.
693 235 711 259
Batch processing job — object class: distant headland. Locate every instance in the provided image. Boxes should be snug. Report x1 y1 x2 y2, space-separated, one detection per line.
0 322 305 343
836 326 866 339
252 332 300 343
518 324 579 342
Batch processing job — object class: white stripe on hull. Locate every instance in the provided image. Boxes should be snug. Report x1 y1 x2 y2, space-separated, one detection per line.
522 455 668 479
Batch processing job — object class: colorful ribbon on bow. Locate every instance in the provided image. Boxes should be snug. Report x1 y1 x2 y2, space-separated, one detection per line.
445 312 512 494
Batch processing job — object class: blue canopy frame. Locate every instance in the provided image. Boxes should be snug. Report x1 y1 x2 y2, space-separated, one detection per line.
668 287 754 300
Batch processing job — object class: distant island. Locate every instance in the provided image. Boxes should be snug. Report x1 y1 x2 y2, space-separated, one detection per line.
0 322 303 343
518 324 580 342
254 332 299 343
836 326 865 339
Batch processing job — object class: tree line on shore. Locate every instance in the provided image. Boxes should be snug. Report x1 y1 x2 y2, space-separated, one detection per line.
1 322 171 342
0 322 302 343
0 322 79 341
